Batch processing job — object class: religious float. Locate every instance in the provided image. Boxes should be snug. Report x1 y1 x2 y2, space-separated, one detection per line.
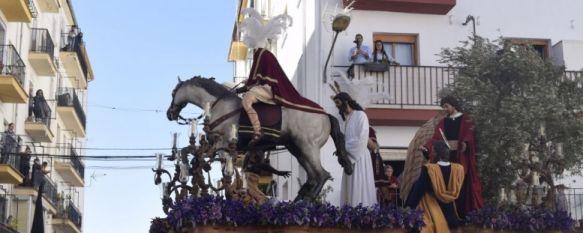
150 6 578 233
149 76 575 233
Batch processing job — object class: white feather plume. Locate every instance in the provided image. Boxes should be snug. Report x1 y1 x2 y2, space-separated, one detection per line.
331 69 391 109
240 8 293 49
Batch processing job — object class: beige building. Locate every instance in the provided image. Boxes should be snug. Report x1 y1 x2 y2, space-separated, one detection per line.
0 0 93 232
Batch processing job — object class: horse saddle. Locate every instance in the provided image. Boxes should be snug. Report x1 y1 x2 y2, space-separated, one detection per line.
237 103 282 149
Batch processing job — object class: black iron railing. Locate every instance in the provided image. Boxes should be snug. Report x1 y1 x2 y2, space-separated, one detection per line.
0 45 26 85
0 224 18 233
57 88 86 129
0 195 6 224
0 194 18 233
30 28 55 61
27 0 38 18
564 70 583 87
61 31 88 83
0 132 21 169
334 64 456 107
28 91 52 127
336 65 582 108
70 147 85 179
60 200 82 229
40 175 59 205
562 188 583 225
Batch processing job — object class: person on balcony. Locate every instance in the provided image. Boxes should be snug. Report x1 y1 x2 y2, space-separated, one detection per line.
407 141 464 233
347 33 371 78
372 40 399 65
333 92 377 207
20 146 32 186
31 157 42 188
32 89 50 125
67 25 79 50
419 96 483 217
1 123 17 164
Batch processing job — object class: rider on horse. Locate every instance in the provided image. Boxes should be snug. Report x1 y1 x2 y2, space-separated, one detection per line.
236 9 326 146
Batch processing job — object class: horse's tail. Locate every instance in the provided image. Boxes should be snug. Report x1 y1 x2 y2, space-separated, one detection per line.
327 114 353 175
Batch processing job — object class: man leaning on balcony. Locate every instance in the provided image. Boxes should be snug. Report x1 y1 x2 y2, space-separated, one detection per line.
347 33 371 79
1 123 17 164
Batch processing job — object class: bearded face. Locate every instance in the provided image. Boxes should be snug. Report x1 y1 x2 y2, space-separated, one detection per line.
334 98 349 120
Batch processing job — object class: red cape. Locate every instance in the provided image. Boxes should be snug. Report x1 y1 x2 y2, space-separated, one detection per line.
426 114 484 215
246 48 326 114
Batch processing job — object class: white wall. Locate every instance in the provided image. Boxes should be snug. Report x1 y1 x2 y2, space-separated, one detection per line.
553 40 583 70
331 0 583 67
240 0 583 204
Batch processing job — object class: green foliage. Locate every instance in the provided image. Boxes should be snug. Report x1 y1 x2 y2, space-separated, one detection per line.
439 36 583 204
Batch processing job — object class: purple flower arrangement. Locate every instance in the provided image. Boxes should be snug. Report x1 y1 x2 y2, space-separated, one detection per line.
465 206 576 231
150 196 424 233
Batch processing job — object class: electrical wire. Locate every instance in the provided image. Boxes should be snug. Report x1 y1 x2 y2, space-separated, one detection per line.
89 103 201 115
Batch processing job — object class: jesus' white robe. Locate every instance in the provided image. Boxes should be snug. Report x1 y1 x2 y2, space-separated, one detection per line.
340 110 378 207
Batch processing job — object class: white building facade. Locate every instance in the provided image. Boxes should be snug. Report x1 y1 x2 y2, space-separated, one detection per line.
229 0 583 206
0 0 92 232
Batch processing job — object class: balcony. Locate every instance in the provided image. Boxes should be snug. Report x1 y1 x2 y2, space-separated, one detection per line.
344 65 583 126
0 223 19 233
24 121 54 143
24 100 54 143
340 64 455 107
0 0 36 22
36 0 59 13
337 64 455 125
59 0 75 26
0 135 22 184
564 70 583 85
59 33 93 89
0 45 28 103
345 0 456 15
29 28 57 77
14 174 59 214
52 200 82 233
56 88 86 137
0 195 20 233
55 147 85 187
0 158 22 184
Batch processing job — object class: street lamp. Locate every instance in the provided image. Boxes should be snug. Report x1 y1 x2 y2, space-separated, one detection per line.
323 14 351 83
462 15 476 36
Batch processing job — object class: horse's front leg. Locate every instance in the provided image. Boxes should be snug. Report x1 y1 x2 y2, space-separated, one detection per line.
219 150 235 177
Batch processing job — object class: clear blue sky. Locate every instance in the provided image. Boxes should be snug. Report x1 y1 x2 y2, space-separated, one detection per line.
74 1 235 232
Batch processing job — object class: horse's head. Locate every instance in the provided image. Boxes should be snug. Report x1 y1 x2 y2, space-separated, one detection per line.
167 77 189 121
167 76 238 122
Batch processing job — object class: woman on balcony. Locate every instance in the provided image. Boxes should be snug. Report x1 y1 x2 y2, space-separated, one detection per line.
32 89 50 125
372 40 399 65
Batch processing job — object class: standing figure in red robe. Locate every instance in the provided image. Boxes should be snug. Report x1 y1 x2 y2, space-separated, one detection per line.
420 96 483 216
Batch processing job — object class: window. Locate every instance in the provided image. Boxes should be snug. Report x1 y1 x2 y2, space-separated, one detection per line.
373 33 418 65
506 38 551 59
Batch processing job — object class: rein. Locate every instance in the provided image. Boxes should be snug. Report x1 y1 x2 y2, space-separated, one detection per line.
175 81 244 129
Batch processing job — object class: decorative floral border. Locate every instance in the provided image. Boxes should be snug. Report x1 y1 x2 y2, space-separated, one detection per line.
150 196 577 233
465 206 576 231
150 196 424 233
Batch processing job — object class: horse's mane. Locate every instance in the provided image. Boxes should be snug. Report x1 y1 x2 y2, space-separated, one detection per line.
185 76 238 99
